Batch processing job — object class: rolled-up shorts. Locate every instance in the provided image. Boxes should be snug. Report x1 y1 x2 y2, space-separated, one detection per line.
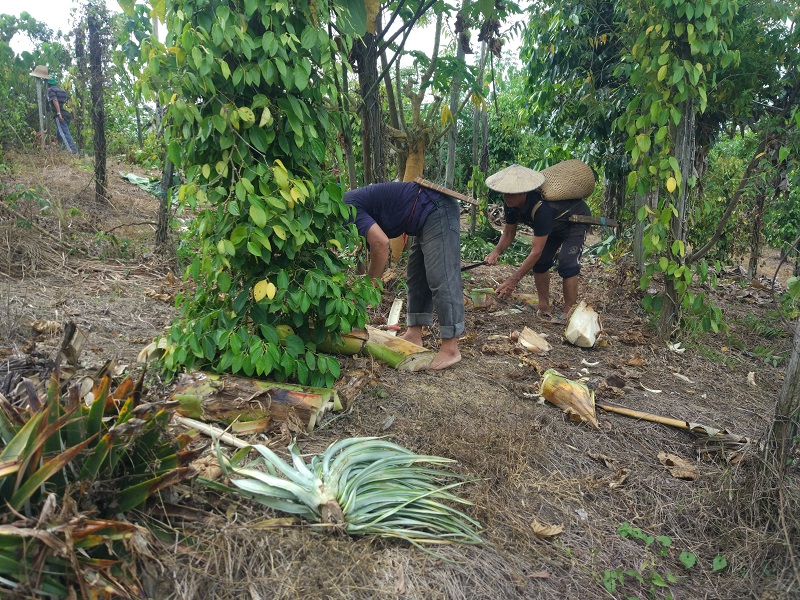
405 192 465 339
532 200 591 279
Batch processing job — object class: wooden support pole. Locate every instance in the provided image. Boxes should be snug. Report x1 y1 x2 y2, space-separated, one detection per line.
35 78 45 151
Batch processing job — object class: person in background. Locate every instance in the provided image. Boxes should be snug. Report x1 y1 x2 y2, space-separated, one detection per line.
344 181 464 370
46 75 78 154
484 163 592 323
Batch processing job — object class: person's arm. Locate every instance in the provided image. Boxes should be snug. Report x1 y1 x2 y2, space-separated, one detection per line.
365 223 390 282
51 97 64 122
485 223 518 265
495 234 548 299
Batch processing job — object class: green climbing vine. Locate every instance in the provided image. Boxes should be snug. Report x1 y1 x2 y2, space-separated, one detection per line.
143 0 379 386
615 0 739 333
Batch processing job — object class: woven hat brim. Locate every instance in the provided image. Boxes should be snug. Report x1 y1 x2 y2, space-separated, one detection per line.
485 164 545 194
30 65 49 79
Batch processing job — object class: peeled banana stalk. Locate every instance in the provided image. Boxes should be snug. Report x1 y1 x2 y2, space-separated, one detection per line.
540 368 599 428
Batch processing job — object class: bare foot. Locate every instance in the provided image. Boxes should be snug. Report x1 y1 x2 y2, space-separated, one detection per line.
428 349 461 370
399 332 424 346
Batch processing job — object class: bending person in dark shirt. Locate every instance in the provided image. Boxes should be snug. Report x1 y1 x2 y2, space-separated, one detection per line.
344 181 464 370
484 164 591 322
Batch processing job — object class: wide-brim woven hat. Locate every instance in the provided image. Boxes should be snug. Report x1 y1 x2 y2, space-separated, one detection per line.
485 164 545 194
30 65 49 79
539 159 596 201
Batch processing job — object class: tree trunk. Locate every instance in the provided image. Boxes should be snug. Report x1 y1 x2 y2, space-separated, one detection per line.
769 316 800 470
135 98 143 149
602 166 625 225
444 36 466 189
156 155 174 246
88 5 107 203
658 98 695 337
352 32 385 186
634 190 657 273
747 191 766 279
74 20 87 153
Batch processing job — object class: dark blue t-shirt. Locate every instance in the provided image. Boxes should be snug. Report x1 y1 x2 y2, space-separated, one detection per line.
344 182 436 239
504 191 590 236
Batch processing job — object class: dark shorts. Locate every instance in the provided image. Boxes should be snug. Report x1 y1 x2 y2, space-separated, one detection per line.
532 200 591 279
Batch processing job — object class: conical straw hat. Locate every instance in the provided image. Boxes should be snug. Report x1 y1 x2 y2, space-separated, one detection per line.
539 159 596 201
30 65 49 79
485 164 545 194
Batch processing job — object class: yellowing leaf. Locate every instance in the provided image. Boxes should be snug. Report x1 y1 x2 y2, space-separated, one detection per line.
254 280 276 302
273 225 287 240
238 107 256 124
273 160 289 189
530 519 564 538
202 164 211 179
441 105 453 126
328 238 342 251
259 107 273 127
666 177 677 193
170 93 178 104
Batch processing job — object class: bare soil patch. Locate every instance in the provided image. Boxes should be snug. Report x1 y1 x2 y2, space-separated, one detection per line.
1 151 798 599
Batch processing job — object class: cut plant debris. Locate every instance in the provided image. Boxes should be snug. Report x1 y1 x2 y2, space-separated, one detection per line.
208 437 483 549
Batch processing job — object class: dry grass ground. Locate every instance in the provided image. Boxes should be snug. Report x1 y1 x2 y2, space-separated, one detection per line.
1 150 798 599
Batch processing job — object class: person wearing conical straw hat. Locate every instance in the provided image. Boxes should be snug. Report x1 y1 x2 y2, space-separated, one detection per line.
484 161 594 322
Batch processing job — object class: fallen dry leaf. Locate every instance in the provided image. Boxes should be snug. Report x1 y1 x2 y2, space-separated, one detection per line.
530 519 564 538
31 320 61 335
658 451 698 480
587 450 616 469
608 468 631 489
529 571 550 579
625 354 646 367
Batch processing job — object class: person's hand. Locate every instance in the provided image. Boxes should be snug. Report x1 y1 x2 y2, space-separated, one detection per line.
57 113 64 122
495 276 519 300
484 250 500 266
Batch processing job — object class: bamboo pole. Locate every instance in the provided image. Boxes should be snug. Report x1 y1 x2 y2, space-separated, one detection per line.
595 401 690 429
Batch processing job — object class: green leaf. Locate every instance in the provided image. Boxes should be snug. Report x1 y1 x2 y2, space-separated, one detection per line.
10 434 98 510
167 140 182 168
250 204 267 228
712 555 728 572
678 550 697 569
335 0 367 36
217 271 231 292
219 59 231 79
